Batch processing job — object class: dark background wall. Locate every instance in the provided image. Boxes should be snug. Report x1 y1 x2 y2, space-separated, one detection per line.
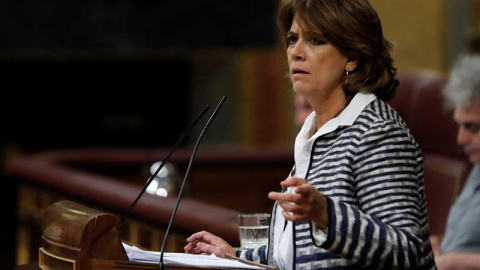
0 0 277 51
0 0 278 152
2 58 192 151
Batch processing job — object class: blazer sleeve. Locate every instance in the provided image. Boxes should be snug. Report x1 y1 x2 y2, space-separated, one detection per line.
314 121 434 269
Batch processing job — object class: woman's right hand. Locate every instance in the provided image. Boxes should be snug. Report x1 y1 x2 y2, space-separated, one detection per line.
184 231 236 258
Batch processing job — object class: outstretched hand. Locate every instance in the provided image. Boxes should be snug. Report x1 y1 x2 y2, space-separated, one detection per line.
268 177 329 229
184 231 236 258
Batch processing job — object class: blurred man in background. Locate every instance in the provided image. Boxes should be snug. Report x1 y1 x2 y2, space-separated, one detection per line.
433 46 480 269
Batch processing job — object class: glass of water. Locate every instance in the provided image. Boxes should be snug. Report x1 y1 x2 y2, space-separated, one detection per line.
238 213 270 249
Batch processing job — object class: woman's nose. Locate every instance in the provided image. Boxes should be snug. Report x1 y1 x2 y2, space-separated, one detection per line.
290 41 305 61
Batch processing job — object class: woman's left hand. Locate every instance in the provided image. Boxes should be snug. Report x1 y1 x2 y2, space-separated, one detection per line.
184 231 235 258
268 177 329 228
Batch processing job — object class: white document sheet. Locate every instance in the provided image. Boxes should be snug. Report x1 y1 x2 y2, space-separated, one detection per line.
122 243 268 269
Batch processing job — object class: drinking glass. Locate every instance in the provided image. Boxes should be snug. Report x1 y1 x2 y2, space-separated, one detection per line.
238 213 270 249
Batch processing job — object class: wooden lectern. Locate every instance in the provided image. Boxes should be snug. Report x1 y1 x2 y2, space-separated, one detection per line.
39 200 194 270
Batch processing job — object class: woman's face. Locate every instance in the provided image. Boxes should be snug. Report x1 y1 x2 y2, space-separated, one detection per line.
287 15 349 99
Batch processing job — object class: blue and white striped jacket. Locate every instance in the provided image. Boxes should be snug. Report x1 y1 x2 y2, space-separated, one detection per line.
238 93 436 269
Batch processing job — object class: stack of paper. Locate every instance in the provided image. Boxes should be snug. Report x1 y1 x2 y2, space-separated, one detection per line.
122 243 274 270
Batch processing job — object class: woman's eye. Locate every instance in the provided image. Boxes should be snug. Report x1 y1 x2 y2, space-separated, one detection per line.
287 36 297 45
310 38 326 45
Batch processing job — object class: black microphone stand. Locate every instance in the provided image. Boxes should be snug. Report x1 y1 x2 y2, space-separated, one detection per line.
158 96 226 270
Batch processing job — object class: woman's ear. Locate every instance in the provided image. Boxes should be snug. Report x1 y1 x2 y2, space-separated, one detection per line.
346 60 358 72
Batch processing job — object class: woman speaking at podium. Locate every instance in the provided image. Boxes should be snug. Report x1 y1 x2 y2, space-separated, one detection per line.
185 0 436 269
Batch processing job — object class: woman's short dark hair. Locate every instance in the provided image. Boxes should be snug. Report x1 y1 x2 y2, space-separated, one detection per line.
277 0 398 101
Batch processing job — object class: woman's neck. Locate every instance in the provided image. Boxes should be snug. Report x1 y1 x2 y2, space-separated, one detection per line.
310 91 347 129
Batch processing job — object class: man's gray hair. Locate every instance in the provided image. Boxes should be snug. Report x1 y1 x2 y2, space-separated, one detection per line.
443 54 480 108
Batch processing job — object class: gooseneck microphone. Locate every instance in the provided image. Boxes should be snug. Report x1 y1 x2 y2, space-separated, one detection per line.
158 95 226 270
120 105 210 225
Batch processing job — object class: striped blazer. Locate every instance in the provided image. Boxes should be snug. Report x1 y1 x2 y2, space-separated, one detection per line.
239 94 436 269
